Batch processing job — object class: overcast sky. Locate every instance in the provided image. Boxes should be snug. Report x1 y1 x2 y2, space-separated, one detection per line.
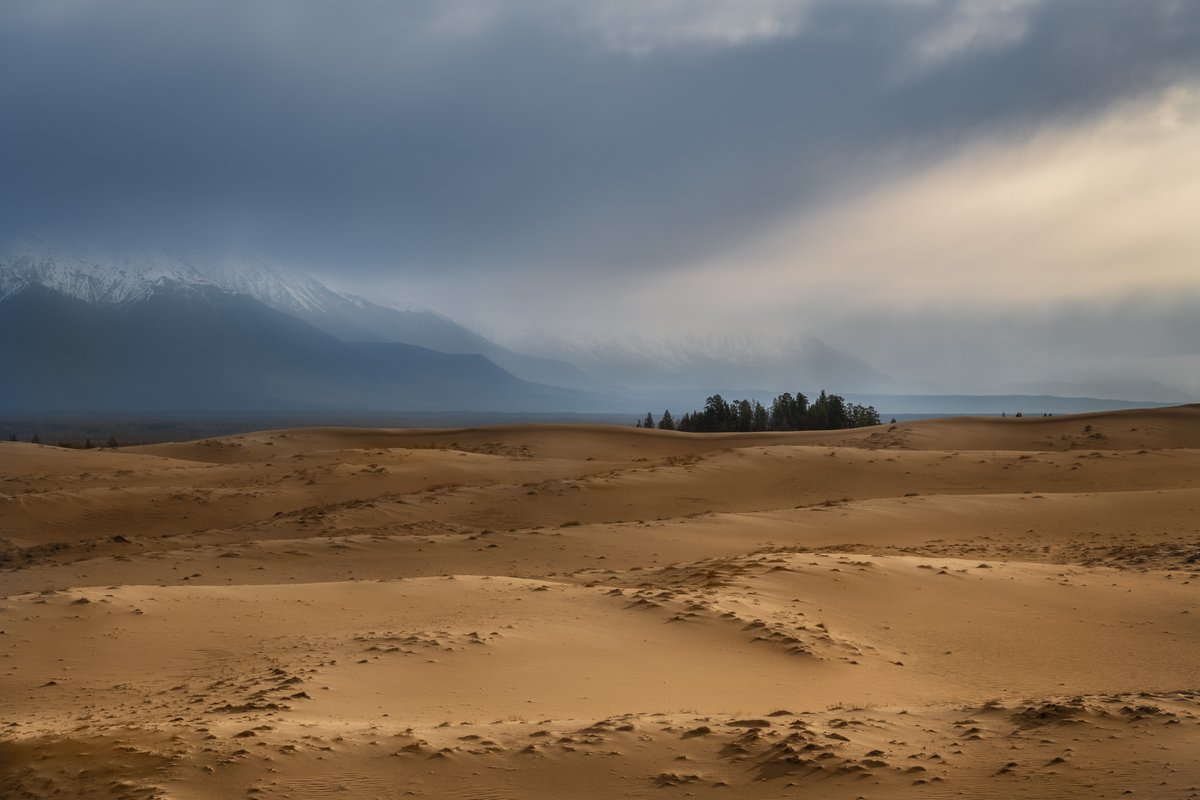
3 1 1199 396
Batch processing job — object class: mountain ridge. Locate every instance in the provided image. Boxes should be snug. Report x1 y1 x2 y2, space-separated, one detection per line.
0 244 603 391
7 245 1172 417
0 280 614 414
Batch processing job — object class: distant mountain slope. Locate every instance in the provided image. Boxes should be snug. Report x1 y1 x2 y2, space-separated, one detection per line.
351 342 597 411
0 282 607 414
238 274 604 391
996 381 1196 405
847 393 1176 417
0 244 601 391
0 246 210 305
534 335 899 395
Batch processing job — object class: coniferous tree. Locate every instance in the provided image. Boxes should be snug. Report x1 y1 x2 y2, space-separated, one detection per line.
643 412 655 429
826 392 849 429
674 389 874 433
807 391 830 430
30 434 41 444
657 410 675 431
703 395 732 432
847 403 881 427
751 401 769 432
770 393 793 431
735 399 753 432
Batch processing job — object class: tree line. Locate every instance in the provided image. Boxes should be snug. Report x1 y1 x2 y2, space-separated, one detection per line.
6 432 120 448
637 390 881 433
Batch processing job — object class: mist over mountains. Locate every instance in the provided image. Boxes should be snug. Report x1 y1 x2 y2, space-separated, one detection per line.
0 245 1190 417
0 247 605 414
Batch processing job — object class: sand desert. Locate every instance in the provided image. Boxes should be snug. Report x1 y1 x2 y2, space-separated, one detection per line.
2 407 1199 799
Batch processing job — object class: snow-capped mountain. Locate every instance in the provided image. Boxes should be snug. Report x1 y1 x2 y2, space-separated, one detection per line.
0 243 213 305
0 243 898 410
204 257 345 316
0 253 617 414
0 244 602 391
198 256 602 389
0 242 374 314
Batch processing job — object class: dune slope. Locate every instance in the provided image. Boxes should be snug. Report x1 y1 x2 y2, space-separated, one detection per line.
2 407 1199 798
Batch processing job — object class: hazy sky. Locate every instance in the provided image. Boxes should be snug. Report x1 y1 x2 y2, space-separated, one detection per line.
4 1 1199 395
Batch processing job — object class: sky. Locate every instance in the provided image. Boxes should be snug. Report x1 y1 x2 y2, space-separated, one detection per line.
3 0 1199 397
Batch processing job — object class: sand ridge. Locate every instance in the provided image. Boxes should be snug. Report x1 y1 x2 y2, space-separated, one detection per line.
2 407 1199 798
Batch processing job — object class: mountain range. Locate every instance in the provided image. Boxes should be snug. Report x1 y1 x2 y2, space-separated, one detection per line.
3 245 916 415
0 247 608 414
4 245 1183 417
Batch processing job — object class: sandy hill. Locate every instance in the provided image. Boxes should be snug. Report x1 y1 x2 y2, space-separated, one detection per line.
2 406 1198 798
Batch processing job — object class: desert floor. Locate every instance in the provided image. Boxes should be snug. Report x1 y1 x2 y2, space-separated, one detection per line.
2 407 1199 799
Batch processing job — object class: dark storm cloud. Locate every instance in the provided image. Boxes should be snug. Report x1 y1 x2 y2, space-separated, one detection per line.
2 0 1199 276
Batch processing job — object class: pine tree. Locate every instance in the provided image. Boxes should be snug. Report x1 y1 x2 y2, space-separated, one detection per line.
673 389 878 434
643 412 655 429
770 393 794 430
657 410 675 431
107 435 119 448
807 391 830 430
751 401 769 432
847 403 880 427
826 393 849 429
735 399 753 432
703 395 731 432
30 434 41 444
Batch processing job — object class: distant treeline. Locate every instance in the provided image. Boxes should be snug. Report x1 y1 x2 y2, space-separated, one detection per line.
1 411 640 449
6 433 120 449
638 391 882 433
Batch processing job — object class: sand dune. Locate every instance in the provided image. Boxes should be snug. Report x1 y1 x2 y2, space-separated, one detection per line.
3 406 1199 798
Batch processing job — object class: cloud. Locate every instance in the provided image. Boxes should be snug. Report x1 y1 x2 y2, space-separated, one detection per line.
2 0 1199 398
712 84 1200 309
456 84 1200 397
567 0 815 53
434 83 1200 332
905 0 1041 72
3 0 1196 274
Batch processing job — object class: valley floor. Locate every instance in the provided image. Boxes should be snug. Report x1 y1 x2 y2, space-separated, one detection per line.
2 407 1199 799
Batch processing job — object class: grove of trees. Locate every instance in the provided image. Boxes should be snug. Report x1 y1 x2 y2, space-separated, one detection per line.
636 390 880 432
